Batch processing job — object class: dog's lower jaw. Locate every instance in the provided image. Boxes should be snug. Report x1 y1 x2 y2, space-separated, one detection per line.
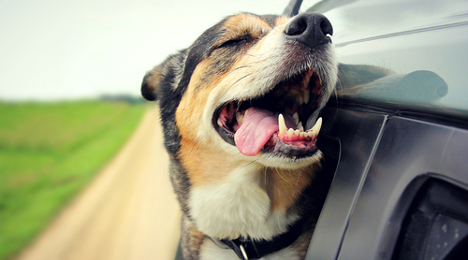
257 150 323 169
213 131 324 170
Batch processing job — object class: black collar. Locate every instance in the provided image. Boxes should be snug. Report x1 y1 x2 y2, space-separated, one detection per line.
215 218 304 260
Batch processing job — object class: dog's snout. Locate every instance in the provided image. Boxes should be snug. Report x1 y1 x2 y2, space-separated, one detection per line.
284 13 333 48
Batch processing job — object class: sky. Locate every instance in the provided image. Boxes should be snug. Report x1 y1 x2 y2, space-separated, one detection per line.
2 0 466 108
0 0 317 101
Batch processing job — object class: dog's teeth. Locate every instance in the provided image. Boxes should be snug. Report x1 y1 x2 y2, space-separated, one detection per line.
294 129 300 136
304 88 310 104
300 132 305 138
307 117 323 137
315 117 323 134
237 113 244 125
236 110 248 125
287 128 294 138
298 122 304 131
310 131 317 139
293 112 299 125
278 114 287 137
308 117 322 132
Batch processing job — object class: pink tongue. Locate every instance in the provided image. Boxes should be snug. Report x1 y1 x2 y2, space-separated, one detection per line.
234 107 278 156
234 107 295 156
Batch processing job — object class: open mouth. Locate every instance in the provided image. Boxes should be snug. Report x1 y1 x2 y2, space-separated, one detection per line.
213 69 324 158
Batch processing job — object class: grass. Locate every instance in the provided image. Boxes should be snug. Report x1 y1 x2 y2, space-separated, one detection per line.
0 100 146 259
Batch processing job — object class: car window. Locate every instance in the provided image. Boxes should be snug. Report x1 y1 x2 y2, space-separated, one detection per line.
303 0 468 116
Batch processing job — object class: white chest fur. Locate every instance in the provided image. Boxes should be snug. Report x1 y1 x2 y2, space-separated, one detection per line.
189 164 298 240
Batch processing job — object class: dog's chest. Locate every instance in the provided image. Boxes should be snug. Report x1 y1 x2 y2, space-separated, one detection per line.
188 164 298 240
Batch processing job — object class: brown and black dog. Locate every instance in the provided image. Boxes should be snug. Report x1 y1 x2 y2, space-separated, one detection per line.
141 12 338 260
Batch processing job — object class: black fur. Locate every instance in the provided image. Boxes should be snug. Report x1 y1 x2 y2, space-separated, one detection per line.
141 72 158 101
141 12 338 259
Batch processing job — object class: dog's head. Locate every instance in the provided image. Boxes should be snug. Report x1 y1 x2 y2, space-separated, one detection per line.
142 12 337 172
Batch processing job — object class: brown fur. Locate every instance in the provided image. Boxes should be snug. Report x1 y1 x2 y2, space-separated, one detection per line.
142 12 338 259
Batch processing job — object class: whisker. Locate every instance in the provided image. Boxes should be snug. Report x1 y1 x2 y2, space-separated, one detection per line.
295 170 301 187
275 167 287 182
230 65 252 72
227 73 253 90
242 159 259 168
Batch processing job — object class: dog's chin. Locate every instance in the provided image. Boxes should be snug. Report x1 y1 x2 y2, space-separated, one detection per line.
255 131 322 168
257 149 323 169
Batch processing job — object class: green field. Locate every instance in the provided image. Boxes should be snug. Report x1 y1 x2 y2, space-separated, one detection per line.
0 100 146 259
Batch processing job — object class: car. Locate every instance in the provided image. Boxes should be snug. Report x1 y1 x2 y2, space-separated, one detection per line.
299 0 468 259
175 0 468 259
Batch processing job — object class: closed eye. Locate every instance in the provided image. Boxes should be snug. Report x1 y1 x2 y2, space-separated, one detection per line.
216 35 251 49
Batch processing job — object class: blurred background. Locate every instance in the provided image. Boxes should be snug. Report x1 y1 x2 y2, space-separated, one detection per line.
3 0 468 259
0 0 318 259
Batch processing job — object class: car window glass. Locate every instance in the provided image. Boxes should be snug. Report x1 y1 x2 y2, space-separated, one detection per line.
303 0 468 114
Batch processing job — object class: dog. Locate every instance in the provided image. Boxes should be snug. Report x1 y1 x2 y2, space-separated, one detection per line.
141 12 338 260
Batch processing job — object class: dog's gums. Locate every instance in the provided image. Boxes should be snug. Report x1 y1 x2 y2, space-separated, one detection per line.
214 69 324 157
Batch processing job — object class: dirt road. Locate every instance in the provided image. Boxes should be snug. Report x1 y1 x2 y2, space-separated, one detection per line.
16 107 181 260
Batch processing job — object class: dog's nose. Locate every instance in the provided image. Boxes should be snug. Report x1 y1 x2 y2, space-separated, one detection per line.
284 13 333 48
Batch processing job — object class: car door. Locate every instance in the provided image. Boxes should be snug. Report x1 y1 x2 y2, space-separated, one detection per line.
302 0 468 259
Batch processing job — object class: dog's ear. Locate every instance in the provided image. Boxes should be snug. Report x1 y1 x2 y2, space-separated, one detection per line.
141 65 163 101
142 50 188 102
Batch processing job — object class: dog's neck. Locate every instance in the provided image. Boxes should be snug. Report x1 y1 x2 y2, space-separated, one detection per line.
188 162 317 240
218 216 305 260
